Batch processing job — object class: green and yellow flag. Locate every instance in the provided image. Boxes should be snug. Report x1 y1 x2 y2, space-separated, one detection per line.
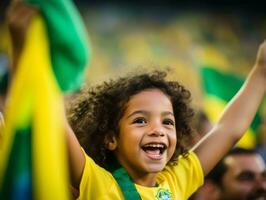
0 16 69 199
26 0 91 92
0 0 90 198
201 67 261 148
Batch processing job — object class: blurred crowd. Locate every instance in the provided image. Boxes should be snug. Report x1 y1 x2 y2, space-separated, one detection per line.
1 4 266 100
2 3 266 131
81 6 266 102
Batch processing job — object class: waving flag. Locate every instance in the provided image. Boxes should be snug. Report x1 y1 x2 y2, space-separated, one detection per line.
0 15 69 199
0 0 90 199
201 67 262 148
26 0 91 92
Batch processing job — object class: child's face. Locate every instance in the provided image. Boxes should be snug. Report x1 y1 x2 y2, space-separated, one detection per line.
114 88 177 182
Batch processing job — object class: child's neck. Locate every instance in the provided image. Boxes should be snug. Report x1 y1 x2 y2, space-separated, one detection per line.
128 170 158 187
109 159 159 187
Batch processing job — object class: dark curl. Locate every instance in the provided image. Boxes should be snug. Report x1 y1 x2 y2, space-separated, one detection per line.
67 70 194 170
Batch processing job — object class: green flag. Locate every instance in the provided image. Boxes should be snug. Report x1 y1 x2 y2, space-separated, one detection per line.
26 0 91 92
201 67 261 148
0 16 69 199
0 0 90 198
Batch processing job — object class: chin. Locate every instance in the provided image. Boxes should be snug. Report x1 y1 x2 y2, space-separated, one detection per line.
145 163 166 173
246 188 266 200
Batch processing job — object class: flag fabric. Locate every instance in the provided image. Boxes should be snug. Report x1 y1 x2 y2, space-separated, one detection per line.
0 0 90 198
0 15 69 199
0 55 9 95
26 0 91 92
201 67 261 148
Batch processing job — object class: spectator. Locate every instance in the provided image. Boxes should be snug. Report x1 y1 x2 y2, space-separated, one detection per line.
191 147 266 200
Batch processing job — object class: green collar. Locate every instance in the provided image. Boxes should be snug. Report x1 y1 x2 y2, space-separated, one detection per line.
112 167 142 200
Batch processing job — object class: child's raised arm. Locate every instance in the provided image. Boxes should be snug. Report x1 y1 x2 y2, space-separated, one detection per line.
194 41 266 175
6 1 37 76
65 117 85 193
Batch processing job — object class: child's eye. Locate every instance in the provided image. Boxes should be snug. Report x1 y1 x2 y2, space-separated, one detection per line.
163 119 175 126
132 117 147 124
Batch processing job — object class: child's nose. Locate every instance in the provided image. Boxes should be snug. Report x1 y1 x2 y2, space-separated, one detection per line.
148 121 165 136
148 130 165 137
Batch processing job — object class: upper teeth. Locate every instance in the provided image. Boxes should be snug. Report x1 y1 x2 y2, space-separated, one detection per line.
145 144 164 148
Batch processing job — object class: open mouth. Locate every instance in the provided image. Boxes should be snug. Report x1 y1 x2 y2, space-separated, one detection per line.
141 143 167 158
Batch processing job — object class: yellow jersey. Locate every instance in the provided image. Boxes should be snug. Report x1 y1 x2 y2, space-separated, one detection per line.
78 151 203 200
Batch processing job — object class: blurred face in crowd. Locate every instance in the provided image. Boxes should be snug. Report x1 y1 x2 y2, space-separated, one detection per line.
220 154 266 200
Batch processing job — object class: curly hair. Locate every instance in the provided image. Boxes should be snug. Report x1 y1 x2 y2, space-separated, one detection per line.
67 70 194 170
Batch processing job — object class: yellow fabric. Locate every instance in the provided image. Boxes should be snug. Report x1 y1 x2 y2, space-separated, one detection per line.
204 95 256 148
0 16 69 199
196 45 231 71
78 151 203 200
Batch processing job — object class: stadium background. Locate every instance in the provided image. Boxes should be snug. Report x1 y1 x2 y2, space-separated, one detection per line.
0 0 265 108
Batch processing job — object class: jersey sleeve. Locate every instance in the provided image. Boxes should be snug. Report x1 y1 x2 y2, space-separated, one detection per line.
77 150 122 200
161 151 204 199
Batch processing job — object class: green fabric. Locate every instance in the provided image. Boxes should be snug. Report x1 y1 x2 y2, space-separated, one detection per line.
0 127 32 200
201 67 261 132
112 167 142 200
201 67 243 102
0 70 9 94
25 0 91 92
0 55 9 94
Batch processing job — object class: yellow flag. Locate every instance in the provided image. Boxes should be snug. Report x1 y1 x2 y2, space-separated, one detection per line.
0 15 69 199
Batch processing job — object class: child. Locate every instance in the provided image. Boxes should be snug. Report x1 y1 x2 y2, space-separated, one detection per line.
66 41 266 200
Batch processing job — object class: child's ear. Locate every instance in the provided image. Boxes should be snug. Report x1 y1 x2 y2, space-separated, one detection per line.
104 132 118 151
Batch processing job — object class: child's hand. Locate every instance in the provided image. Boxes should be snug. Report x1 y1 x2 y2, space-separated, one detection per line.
6 1 38 72
255 40 266 77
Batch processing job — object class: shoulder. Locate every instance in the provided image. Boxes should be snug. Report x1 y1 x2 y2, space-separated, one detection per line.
177 151 203 172
164 151 203 175
158 152 204 199
78 150 123 199
81 150 114 180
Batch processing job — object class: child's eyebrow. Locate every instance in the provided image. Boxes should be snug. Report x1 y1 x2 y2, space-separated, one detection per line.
126 110 148 119
162 111 175 117
126 110 174 119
